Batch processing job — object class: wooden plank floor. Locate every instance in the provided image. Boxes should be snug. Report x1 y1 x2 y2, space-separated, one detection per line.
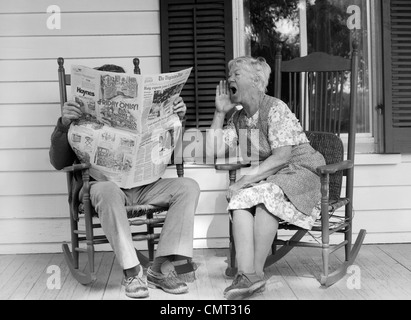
0 244 410 300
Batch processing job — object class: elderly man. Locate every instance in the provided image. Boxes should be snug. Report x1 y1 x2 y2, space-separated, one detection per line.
49 64 200 299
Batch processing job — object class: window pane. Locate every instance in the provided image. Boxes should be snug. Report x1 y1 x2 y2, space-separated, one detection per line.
244 0 370 134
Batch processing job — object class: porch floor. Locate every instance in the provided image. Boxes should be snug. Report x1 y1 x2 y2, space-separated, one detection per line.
1 244 410 300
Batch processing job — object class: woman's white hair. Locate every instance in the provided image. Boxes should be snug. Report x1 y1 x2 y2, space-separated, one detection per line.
228 56 271 92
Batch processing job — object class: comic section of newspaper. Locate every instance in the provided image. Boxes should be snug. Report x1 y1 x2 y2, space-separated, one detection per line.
67 65 192 188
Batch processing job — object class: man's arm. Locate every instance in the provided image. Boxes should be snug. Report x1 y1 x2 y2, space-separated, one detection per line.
50 100 84 170
49 117 77 170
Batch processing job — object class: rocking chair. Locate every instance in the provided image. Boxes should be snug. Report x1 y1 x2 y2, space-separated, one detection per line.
216 40 366 286
57 57 194 285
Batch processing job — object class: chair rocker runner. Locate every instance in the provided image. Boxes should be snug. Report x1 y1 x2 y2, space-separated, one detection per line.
57 57 194 285
217 40 366 287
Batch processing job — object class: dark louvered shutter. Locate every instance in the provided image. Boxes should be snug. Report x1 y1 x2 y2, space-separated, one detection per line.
160 0 233 130
383 0 411 153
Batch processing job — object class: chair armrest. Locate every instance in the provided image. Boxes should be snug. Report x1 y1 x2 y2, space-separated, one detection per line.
215 162 251 171
214 157 251 171
61 163 91 172
316 160 353 175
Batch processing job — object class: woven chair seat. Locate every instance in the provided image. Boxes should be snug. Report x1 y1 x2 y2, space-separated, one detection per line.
125 204 167 219
78 203 166 219
278 198 350 232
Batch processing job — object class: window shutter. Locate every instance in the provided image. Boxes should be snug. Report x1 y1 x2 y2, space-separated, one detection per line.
160 0 233 130
383 0 411 153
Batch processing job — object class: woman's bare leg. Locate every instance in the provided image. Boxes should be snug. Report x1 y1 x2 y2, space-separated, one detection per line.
224 207 269 300
254 204 279 276
232 209 255 273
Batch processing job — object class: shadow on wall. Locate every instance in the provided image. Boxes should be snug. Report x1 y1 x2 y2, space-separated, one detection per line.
206 192 230 250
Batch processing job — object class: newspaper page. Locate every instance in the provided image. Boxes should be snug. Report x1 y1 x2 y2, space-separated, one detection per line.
67 65 192 188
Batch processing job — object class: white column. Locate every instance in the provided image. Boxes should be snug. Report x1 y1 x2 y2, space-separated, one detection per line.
299 0 309 128
232 0 246 57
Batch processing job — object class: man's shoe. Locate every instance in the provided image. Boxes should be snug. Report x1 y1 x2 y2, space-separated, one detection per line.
224 272 266 300
124 275 149 299
147 267 188 294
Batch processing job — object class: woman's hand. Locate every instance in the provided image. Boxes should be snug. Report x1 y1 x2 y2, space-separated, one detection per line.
172 96 187 120
215 80 236 115
61 100 83 126
226 180 246 202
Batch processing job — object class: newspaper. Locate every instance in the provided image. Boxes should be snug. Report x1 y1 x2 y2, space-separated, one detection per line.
67 65 192 188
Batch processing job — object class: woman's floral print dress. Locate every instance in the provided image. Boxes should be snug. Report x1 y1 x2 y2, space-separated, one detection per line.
223 95 326 230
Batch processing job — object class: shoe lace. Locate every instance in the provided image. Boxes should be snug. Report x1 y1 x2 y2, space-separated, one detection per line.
126 275 145 286
231 273 244 286
126 264 144 283
165 270 181 283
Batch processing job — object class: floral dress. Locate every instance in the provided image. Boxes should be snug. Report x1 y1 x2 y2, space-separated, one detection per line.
223 95 325 230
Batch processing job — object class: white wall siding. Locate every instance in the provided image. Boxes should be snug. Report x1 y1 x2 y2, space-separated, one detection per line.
0 0 162 253
1 154 411 254
1 0 410 255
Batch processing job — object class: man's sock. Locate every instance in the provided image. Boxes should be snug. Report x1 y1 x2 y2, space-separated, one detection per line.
151 255 175 274
160 260 175 274
123 264 143 278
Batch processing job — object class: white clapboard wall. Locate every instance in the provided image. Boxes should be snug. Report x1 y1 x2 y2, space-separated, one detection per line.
0 0 164 254
1 0 411 255
0 0 233 254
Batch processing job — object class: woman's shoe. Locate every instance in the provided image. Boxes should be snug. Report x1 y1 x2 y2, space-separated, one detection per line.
224 272 266 300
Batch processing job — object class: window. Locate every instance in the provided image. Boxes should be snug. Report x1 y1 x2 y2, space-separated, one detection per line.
242 0 372 136
160 0 410 153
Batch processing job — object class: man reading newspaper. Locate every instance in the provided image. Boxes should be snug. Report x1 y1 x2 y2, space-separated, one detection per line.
49 64 200 299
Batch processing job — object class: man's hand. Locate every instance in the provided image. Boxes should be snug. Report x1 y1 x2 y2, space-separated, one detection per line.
61 100 83 127
215 80 236 115
173 96 187 120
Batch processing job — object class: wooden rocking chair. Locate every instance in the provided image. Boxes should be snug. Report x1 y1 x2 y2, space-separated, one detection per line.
216 40 366 286
57 57 194 285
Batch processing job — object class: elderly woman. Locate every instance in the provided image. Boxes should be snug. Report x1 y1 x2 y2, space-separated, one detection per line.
207 56 325 300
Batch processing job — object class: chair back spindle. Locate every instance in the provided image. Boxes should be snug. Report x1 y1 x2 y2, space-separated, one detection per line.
274 41 359 158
